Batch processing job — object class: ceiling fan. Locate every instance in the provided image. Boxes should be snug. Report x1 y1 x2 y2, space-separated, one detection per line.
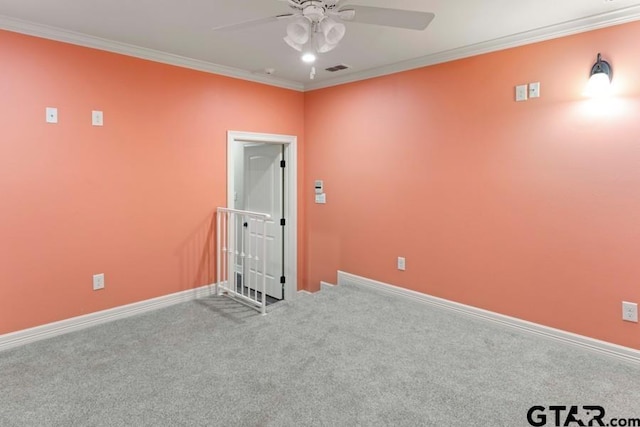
214 0 435 62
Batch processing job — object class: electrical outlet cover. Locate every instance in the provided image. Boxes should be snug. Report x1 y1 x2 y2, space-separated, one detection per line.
46 107 58 124
529 82 541 98
622 301 638 323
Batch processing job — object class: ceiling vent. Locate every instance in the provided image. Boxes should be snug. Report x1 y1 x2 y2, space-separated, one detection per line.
325 64 350 72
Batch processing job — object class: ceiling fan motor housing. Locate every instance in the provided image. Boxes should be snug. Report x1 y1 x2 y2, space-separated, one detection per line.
302 2 328 23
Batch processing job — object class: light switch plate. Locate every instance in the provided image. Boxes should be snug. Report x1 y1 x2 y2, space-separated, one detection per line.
92 110 104 126
93 273 105 291
315 193 326 204
515 85 528 102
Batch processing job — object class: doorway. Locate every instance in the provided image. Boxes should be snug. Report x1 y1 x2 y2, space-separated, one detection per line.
227 131 297 301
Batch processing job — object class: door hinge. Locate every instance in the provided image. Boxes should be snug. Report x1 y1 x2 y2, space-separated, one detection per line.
280 160 286 168
280 218 286 226
280 276 286 284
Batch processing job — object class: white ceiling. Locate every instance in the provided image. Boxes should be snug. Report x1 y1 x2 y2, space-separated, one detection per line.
1 0 640 91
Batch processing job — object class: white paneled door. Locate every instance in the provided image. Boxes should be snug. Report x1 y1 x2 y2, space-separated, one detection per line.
243 143 283 299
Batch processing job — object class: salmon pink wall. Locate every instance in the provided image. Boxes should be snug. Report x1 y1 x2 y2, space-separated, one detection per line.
0 30 305 335
304 21 640 349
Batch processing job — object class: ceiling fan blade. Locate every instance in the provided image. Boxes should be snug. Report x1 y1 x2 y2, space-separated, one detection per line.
213 14 293 32
333 9 355 21
339 6 434 30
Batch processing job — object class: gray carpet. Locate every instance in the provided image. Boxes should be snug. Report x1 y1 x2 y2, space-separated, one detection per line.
1 283 639 427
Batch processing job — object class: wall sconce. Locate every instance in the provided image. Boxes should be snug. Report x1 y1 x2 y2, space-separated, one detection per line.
584 53 612 97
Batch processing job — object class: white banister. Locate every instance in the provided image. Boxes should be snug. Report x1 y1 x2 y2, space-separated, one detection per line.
216 207 271 314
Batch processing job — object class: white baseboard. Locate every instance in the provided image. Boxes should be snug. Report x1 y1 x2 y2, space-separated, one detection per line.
320 281 336 290
0 283 218 353
338 271 640 365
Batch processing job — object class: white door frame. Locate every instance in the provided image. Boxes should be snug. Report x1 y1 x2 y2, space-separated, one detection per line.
227 131 297 301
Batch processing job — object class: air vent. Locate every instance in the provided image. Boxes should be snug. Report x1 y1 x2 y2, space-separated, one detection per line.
325 64 350 72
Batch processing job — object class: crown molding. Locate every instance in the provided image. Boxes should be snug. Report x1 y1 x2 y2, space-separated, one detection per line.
0 14 305 92
2 6 640 93
304 5 640 91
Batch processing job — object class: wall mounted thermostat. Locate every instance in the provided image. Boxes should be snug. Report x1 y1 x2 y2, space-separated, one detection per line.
314 180 324 194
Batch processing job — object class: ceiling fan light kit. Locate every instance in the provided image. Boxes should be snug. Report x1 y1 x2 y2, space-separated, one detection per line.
279 1 433 60
284 16 344 59
216 0 434 71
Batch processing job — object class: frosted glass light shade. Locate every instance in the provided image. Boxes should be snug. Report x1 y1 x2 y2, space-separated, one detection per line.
314 32 338 53
319 18 345 45
286 18 310 45
284 36 303 52
584 53 612 98
584 72 611 98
